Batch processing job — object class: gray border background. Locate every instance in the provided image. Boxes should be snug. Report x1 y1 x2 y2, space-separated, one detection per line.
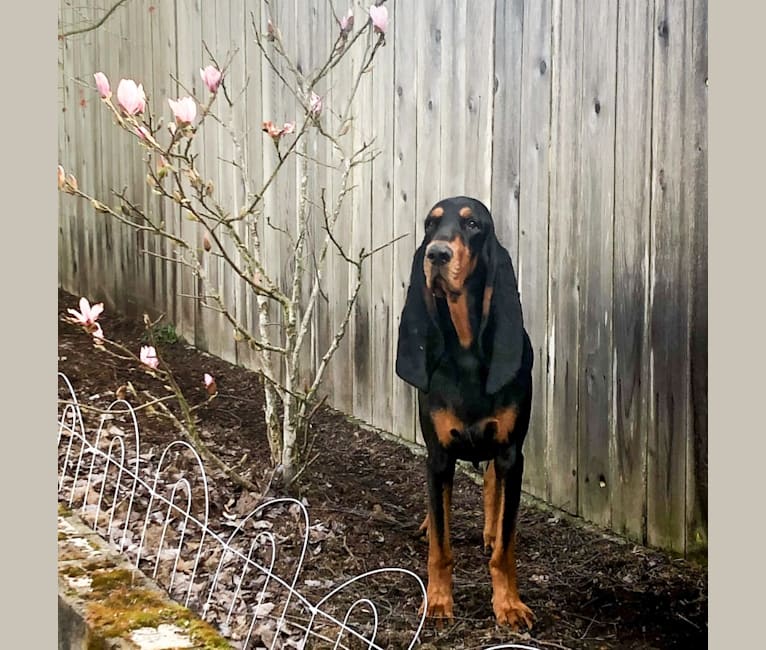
709 1 765 647
2 1 757 647
4 1 57 647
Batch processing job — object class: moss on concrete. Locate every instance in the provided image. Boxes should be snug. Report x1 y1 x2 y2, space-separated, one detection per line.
80 568 229 648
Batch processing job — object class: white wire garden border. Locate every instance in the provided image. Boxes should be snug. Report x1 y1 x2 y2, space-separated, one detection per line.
58 372 429 649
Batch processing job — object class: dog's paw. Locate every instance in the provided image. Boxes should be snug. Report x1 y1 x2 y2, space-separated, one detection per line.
420 584 454 621
493 596 534 630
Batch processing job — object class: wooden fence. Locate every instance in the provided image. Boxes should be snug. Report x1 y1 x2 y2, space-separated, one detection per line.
58 0 707 557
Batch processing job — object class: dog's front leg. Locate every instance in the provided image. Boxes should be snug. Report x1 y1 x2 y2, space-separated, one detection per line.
490 447 534 630
423 452 456 620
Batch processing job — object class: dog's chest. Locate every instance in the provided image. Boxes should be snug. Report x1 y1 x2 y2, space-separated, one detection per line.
430 348 493 422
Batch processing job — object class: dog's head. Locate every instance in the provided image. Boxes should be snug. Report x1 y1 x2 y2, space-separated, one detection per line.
396 196 525 394
421 197 493 296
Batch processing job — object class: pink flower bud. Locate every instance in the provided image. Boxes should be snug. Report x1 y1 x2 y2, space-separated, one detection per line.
94 72 111 99
91 323 105 344
116 79 146 115
340 9 354 34
200 65 222 94
135 125 151 140
140 345 159 370
203 373 217 395
369 5 388 35
57 165 66 190
168 97 197 125
309 92 323 117
282 121 296 135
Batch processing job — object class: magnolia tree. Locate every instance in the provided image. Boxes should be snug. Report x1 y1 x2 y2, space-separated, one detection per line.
59 3 395 487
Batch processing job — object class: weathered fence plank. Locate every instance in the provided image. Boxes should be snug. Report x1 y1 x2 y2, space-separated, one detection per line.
439 1 465 197
174 0 203 346
490 0 524 261
686 0 708 560
463 0 494 202
611 0 654 542
517 0 551 500
546 0 583 514
647 0 693 554
391 2 419 444
576 0 618 530
370 13 396 434
350 21 374 426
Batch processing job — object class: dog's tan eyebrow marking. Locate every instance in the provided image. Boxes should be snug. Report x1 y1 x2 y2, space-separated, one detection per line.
430 206 444 218
459 206 473 218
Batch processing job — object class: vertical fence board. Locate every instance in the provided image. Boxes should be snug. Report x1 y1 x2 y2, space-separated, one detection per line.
58 2 75 293
686 0 708 559
611 0 654 542
214 0 238 364
311 4 332 395
439 1 465 196
647 0 692 554
575 0 617 530
140 0 161 317
370 14 396 434
174 0 202 345
196 1 223 359
295 2 317 386
491 0 524 261
392 2 419 443
546 0 583 513
463 0 494 201
350 20 374 426
517 0 551 499
225 0 253 368
324 9 355 414
244 1 266 374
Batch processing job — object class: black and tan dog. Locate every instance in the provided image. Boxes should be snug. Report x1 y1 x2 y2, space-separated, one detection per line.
396 196 534 629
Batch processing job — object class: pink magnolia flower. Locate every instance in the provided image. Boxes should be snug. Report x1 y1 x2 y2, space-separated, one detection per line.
340 9 354 34
200 65 222 93
369 4 388 34
94 72 111 99
168 97 197 125
67 297 104 327
309 92 323 117
203 372 217 395
140 345 159 370
116 79 146 115
262 120 296 140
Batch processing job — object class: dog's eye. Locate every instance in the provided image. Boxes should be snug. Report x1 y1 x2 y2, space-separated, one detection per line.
425 219 435 231
466 219 480 230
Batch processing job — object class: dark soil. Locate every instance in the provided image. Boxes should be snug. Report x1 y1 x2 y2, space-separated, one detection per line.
57 288 707 649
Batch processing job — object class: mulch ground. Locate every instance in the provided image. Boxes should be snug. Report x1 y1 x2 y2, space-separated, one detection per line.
57 288 707 649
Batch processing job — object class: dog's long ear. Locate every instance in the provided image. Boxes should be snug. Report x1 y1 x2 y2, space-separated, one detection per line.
396 242 444 392
479 233 525 394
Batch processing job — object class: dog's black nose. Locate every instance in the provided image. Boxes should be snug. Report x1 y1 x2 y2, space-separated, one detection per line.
426 242 453 266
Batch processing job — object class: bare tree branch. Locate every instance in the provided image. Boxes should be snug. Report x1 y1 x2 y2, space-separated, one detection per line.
59 0 130 39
